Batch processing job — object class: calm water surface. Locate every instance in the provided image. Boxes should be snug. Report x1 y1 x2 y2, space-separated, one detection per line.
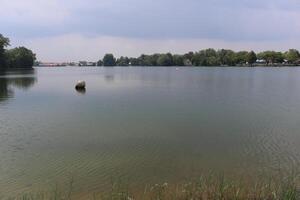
1 67 300 196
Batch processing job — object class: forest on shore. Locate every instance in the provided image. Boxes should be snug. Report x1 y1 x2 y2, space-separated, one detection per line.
98 49 300 67
3 33 300 68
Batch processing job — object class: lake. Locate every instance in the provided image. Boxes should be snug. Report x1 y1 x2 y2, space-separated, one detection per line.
1 67 300 197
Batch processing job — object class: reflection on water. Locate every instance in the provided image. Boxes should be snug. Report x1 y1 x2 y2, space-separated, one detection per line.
0 69 37 103
104 75 115 82
75 87 86 94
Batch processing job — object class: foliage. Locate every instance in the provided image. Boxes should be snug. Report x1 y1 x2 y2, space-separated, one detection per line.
97 59 103 66
6 47 36 68
284 49 300 64
129 57 139 66
157 53 174 66
0 34 35 69
234 51 248 65
136 54 159 66
0 34 10 48
192 49 219 66
218 49 236 66
103 54 116 66
97 47 300 67
173 54 184 66
0 34 10 68
257 51 284 65
246 51 257 66
116 56 130 66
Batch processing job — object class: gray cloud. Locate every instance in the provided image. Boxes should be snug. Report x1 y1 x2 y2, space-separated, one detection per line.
1 0 300 60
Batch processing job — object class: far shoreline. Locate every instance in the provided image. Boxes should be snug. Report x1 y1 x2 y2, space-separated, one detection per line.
33 65 300 68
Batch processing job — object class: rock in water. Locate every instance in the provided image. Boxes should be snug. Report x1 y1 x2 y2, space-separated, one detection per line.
75 87 86 94
75 80 86 89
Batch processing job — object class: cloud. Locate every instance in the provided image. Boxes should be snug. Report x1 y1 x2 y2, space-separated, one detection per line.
0 0 69 24
1 0 300 61
1 0 300 40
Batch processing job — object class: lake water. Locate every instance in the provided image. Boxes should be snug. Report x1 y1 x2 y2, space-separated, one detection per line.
1 67 300 196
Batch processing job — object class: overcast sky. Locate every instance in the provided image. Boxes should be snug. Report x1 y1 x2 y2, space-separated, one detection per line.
1 0 300 62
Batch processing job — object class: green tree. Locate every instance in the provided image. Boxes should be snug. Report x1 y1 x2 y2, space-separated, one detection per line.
103 54 116 66
157 53 174 66
0 34 10 68
137 54 149 66
116 56 130 66
246 51 257 66
136 54 160 66
192 49 219 66
173 55 184 66
97 59 103 66
234 51 248 65
6 47 36 68
183 52 194 61
257 51 284 65
284 49 300 64
218 49 236 66
129 58 139 66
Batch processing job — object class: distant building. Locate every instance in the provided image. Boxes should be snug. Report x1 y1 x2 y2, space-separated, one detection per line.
256 59 266 64
37 62 69 67
78 61 87 66
79 61 96 66
38 62 59 67
86 62 96 66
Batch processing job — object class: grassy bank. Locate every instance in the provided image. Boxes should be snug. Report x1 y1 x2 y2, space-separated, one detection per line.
5 173 299 200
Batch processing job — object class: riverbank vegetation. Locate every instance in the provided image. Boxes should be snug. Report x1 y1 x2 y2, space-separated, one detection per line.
6 173 299 200
3 32 300 68
0 34 36 69
98 49 300 67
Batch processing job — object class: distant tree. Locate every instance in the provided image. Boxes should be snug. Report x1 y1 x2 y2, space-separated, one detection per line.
192 52 203 66
137 54 148 66
284 49 300 64
275 52 284 64
129 57 139 66
103 54 116 66
173 55 184 66
257 51 284 65
234 51 249 65
206 56 220 66
157 53 174 66
137 54 156 66
148 54 160 66
116 56 130 66
6 47 36 68
97 59 103 66
218 49 236 66
246 51 257 66
183 52 194 61
192 49 219 66
0 34 10 68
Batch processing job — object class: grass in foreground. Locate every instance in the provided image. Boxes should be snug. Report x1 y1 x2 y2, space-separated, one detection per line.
4 173 300 200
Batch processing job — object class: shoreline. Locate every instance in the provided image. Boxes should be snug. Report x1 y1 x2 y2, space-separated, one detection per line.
33 65 300 68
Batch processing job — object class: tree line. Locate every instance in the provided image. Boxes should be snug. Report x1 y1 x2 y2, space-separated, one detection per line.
0 34 36 69
98 49 300 67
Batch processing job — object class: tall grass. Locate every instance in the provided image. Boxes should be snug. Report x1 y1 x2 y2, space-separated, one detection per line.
4 173 300 200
